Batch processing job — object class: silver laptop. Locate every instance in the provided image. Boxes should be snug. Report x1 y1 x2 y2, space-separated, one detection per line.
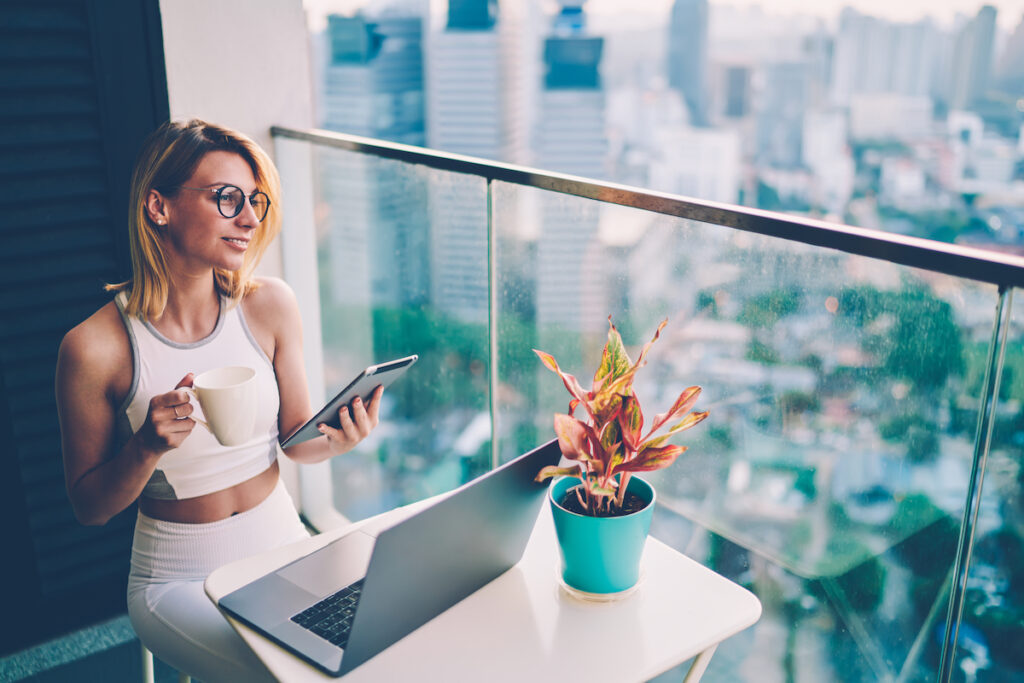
218 440 561 677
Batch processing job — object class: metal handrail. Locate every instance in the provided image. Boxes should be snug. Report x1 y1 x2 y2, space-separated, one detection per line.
272 125 1024 288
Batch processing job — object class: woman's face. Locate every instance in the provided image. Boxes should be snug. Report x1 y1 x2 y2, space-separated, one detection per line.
155 150 262 274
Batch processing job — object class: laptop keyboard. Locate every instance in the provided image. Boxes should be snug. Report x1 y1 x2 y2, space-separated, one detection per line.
290 579 365 649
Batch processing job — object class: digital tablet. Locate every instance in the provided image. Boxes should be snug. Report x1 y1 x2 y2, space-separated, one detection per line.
280 355 418 449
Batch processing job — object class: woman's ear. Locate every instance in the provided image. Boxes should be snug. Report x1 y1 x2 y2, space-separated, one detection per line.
145 189 168 226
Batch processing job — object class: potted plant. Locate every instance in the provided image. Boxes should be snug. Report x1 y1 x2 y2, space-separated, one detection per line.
535 317 708 598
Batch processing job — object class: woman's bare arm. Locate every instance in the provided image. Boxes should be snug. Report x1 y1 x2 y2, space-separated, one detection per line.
56 305 196 525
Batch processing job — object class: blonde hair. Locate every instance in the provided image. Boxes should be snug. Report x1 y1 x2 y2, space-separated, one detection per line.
107 119 282 320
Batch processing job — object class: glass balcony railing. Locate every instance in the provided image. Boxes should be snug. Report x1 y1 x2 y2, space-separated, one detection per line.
272 126 1024 683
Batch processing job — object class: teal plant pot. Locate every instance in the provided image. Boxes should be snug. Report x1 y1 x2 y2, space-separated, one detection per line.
549 476 655 595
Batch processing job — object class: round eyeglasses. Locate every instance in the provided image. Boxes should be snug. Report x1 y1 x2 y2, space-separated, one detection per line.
177 185 271 222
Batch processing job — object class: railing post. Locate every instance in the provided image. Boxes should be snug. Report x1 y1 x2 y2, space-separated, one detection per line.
487 177 500 471
937 286 1013 682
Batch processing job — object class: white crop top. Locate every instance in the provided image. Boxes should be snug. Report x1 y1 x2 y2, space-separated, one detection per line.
115 292 280 500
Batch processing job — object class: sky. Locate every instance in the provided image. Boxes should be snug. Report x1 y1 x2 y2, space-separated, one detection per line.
700 0 1024 29
304 0 1024 30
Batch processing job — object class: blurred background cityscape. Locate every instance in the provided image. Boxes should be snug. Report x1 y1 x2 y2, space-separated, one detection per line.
286 1 1024 680
305 0 1024 249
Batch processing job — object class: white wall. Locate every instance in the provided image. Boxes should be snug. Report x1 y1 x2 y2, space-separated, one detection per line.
159 0 317 503
159 0 316 278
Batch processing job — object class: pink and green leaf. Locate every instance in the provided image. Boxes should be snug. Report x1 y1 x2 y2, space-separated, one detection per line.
641 410 709 450
632 318 667 371
585 478 617 498
660 410 710 439
590 387 624 425
617 444 686 472
593 318 632 391
554 413 592 461
618 394 644 451
599 418 622 457
645 386 702 438
535 465 583 482
534 349 592 408
602 443 626 483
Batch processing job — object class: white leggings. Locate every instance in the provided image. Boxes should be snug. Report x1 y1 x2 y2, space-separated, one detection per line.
128 478 310 683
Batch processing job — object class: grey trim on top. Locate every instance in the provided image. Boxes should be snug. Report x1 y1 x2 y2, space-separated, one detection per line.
236 299 275 370
141 470 177 500
113 292 140 431
140 296 227 349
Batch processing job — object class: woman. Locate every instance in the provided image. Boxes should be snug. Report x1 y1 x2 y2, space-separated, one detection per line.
55 119 382 682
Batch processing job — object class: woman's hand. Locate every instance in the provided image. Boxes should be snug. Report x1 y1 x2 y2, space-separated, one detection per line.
317 385 383 455
136 373 197 455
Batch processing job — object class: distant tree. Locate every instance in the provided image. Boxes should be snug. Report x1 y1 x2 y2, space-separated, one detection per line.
879 413 930 441
746 338 780 364
799 353 824 372
696 289 718 317
837 285 882 328
836 285 964 393
755 180 811 212
371 306 489 417
739 287 801 328
880 288 963 391
706 425 734 450
780 390 819 415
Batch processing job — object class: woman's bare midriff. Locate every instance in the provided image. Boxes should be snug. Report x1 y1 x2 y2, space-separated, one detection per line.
138 459 281 523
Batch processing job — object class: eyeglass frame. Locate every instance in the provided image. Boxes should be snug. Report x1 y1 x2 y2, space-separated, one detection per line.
173 184 272 222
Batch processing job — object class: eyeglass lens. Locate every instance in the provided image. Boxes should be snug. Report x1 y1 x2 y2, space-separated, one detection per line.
218 186 270 222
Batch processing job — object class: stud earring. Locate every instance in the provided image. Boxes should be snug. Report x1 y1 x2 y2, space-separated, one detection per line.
156 219 165 225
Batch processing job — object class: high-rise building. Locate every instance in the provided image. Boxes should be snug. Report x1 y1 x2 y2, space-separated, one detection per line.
427 0 528 161
803 110 854 215
322 15 425 143
649 126 741 204
447 0 497 29
948 5 998 110
830 9 942 105
534 4 606 178
994 14 1024 96
722 65 752 119
320 14 430 309
535 2 609 333
666 0 709 126
425 0 532 322
757 62 807 168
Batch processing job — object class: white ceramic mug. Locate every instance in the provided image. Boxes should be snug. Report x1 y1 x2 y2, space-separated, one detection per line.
185 366 258 446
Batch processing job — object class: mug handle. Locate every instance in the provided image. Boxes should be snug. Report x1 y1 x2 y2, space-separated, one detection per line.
182 387 211 433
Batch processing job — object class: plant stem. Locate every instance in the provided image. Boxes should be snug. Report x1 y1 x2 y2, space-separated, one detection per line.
616 472 631 509
574 485 588 511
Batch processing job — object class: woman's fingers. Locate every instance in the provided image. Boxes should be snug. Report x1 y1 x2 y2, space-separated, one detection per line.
150 392 193 423
142 385 198 451
365 386 383 423
168 401 194 420
348 397 376 435
320 389 383 454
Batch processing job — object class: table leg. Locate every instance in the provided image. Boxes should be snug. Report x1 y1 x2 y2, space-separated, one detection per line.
141 644 154 683
683 644 718 683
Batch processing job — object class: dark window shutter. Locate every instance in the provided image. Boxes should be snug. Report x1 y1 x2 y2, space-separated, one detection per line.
0 0 168 653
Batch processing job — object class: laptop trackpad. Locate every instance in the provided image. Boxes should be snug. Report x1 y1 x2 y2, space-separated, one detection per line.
276 530 376 597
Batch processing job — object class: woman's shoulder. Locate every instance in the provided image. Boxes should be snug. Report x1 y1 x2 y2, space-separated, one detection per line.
59 299 130 376
241 277 301 331
243 276 298 314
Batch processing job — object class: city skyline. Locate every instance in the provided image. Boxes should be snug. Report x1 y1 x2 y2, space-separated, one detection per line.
303 0 1024 30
